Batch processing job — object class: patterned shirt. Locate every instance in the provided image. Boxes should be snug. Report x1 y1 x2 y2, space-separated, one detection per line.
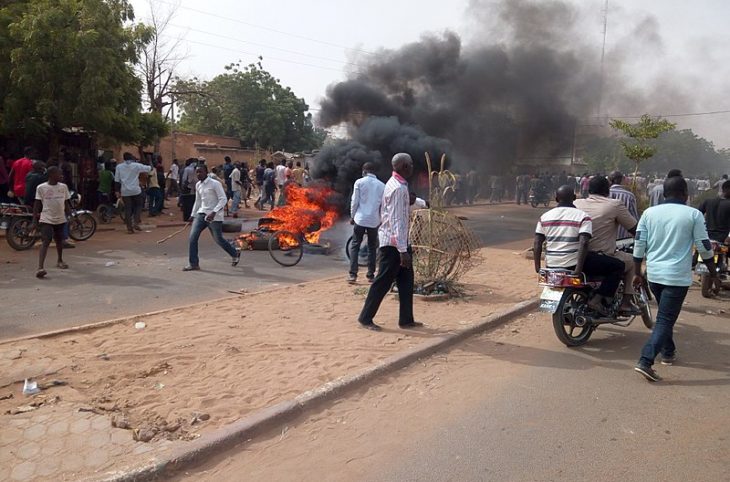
609 184 638 239
535 206 593 268
378 173 410 253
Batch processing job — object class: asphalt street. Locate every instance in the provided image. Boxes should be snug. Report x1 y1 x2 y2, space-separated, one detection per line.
0 203 545 339
180 289 730 482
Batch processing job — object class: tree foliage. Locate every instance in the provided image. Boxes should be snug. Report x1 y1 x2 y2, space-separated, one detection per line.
609 114 676 177
175 62 326 152
0 0 150 150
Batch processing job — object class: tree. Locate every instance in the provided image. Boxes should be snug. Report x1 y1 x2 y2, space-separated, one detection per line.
176 62 326 152
134 111 170 158
0 0 148 152
609 115 676 180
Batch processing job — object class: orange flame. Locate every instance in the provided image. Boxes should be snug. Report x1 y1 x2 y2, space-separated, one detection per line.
238 184 339 249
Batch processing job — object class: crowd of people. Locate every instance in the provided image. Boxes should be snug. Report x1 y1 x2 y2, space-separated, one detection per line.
534 168 729 383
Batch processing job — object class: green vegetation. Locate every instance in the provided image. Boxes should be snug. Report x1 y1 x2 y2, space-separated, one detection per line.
609 115 676 179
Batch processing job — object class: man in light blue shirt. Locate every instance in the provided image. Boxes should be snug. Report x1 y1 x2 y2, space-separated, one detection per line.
348 162 385 283
114 152 153 234
633 176 718 382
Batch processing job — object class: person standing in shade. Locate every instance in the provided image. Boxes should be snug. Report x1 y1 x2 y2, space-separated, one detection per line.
166 158 180 199
179 158 198 221
357 153 422 331
348 162 385 284
114 152 153 234
633 176 719 382
32 167 71 279
183 164 240 271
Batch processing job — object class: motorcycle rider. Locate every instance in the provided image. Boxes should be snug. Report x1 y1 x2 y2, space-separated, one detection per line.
534 185 625 316
575 175 640 314
698 180 730 243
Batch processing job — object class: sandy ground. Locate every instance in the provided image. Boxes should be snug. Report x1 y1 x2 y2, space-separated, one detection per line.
173 290 730 482
0 244 537 446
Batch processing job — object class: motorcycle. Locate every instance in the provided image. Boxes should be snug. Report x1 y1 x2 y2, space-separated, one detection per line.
1 192 97 251
538 240 653 347
695 240 729 298
528 187 550 208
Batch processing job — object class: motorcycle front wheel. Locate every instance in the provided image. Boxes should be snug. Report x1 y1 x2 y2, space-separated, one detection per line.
6 217 37 250
700 273 717 298
68 212 97 241
552 288 594 347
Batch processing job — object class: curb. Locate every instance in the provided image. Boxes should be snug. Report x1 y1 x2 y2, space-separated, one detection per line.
0 275 344 346
96 299 538 482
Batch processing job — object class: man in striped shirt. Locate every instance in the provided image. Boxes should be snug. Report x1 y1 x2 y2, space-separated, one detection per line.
534 186 625 315
608 171 638 240
357 153 421 331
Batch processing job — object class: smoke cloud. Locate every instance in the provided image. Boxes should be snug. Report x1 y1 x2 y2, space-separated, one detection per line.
313 0 668 192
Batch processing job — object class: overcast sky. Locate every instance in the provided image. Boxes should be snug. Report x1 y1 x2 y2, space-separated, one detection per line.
128 0 730 147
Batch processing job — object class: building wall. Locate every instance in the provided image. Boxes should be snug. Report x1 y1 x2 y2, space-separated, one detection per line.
108 131 272 170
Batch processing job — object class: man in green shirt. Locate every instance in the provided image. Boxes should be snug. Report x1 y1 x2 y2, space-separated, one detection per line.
97 162 114 204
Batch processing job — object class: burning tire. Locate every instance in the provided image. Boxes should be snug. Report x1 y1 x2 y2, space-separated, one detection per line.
268 230 304 267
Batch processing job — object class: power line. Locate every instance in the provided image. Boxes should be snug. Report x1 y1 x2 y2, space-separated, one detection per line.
162 21 363 69
172 37 365 75
596 110 730 119
150 0 376 56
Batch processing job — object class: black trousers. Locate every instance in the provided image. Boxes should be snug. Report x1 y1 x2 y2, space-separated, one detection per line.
180 194 196 221
349 224 379 278
582 252 624 298
358 246 414 326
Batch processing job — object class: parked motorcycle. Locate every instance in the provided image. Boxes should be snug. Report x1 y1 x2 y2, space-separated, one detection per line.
528 187 550 208
695 240 729 298
538 239 653 347
1 192 96 250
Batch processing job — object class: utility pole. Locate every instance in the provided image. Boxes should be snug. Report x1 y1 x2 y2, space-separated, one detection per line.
597 0 609 123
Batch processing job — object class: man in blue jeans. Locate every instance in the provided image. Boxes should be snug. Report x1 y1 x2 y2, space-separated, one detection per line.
633 176 719 382
183 164 240 271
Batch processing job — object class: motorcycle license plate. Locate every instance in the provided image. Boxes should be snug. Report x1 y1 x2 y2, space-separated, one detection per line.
539 287 563 313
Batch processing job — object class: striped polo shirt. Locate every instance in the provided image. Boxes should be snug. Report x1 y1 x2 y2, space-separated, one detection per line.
536 206 593 268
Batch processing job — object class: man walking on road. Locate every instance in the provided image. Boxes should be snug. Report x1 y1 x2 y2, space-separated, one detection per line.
32 166 71 279
229 162 243 218
357 153 422 331
633 176 719 382
608 170 638 240
348 162 384 283
183 164 240 271
114 153 153 234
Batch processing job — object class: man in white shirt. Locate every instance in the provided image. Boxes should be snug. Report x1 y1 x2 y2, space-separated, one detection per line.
32 166 71 278
409 191 428 214
229 163 243 218
349 162 385 283
114 152 153 234
166 159 180 199
358 153 422 331
275 160 287 191
183 164 240 271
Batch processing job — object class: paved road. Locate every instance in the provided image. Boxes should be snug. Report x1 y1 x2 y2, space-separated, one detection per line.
180 289 730 482
0 203 543 339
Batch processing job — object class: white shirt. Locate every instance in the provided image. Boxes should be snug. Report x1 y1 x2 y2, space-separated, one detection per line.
231 168 242 192
169 163 179 181
191 176 228 222
351 173 385 229
275 165 287 186
114 160 153 197
378 173 410 253
36 182 70 225
410 197 427 214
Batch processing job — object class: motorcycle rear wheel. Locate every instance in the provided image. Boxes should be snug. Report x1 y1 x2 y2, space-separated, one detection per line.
552 288 594 347
700 273 716 298
6 217 36 250
68 212 97 241
637 284 654 329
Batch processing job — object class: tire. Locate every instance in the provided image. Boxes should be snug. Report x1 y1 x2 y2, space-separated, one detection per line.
345 235 369 267
700 273 715 298
6 217 37 251
68 212 96 241
268 230 304 267
637 285 654 329
552 289 594 347
222 220 241 233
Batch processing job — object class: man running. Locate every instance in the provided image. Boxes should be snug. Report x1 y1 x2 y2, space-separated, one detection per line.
633 176 719 382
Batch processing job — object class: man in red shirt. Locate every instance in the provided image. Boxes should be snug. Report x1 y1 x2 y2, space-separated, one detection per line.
8 147 36 203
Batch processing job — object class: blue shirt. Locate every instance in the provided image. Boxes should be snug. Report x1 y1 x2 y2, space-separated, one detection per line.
351 173 385 229
114 160 152 197
634 201 713 286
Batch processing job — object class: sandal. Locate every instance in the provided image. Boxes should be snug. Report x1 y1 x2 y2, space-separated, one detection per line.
57 262 69 269
36 269 47 279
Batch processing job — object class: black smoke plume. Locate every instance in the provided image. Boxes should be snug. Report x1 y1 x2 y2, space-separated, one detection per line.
313 0 612 191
